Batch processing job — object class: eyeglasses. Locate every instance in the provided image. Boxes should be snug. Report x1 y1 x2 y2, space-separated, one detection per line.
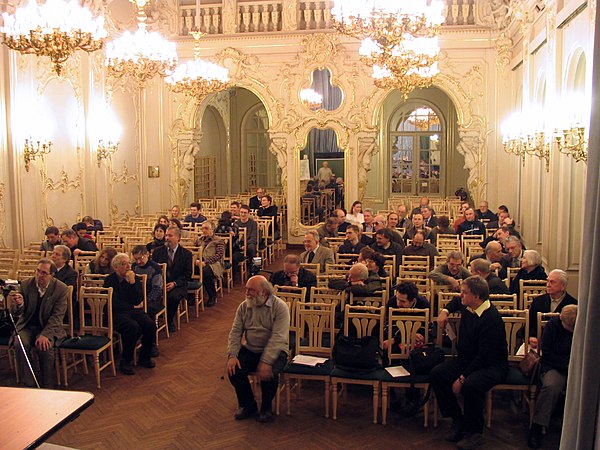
373 221 382 225
36 269 52 276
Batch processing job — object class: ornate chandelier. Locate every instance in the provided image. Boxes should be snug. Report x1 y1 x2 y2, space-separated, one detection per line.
1 0 106 75
331 0 444 96
165 31 229 99
105 0 177 84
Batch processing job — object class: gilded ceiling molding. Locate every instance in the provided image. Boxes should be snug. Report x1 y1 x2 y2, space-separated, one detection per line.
145 0 179 35
496 33 513 67
0 182 6 248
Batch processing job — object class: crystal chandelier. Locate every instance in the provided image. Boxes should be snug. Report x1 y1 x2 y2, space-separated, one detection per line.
105 0 177 84
331 0 444 96
1 0 106 75
165 31 229 99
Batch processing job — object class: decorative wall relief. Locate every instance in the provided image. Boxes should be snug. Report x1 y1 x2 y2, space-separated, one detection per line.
496 33 513 67
357 134 378 201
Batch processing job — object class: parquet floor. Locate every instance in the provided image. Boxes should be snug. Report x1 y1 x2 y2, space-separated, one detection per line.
0 249 561 449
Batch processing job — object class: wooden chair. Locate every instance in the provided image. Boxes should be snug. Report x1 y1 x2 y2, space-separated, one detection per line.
300 263 320 276
519 280 547 309
155 263 170 341
188 249 204 318
15 258 39 280
461 235 483 255
537 312 560 351
81 273 109 288
282 302 336 417
436 292 462 356
0 256 17 279
331 305 386 424
335 253 357 265
237 227 248 283
381 307 432 426
399 265 429 280
486 309 535 427
325 263 351 276
217 234 234 293
273 285 306 356
401 255 429 267
59 287 117 388
316 274 345 288
489 293 518 310
348 289 388 308
506 267 520 288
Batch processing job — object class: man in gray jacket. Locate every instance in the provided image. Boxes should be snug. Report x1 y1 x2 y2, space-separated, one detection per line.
227 276 289 423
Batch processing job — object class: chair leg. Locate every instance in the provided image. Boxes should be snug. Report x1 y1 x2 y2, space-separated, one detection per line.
372 383 379 424
423 387 429 428
381 385 388 425
324 378 330 418
486 391 492 428
110 346 117 377
286 378 292 416
61 351 69 387
94 354 101 388
332 381 338 420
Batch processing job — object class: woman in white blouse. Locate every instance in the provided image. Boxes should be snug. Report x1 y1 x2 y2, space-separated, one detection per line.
346 200 365 225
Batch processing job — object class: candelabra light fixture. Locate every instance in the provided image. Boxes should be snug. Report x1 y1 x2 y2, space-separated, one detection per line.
331 0 444 97
97 140 119 167
299 88 323 110
0 0 107 75
554 126 587 163
501 112 550 171
165 30 229 99
105 0 177 84
24 138 52 172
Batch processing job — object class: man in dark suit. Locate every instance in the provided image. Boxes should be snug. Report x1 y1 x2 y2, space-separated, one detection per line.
9 258 68 387
528 269 577 347
152 226 192 332
299 230 334 272
249 187 264 210
60 228 98 259
50 245 78 317
269 254 317 291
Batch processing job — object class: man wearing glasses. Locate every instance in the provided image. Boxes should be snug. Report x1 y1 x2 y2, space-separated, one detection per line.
8 258 68 387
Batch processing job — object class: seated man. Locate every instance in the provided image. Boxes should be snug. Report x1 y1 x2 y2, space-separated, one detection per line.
362 208 376 233
328 262 382 297
504 235 525 268
229 201 241 221
249 187 264 211
257 195 280 241
457 208 486 236
403 213 433 243
300 230 334 272
9 258 68 387
235 204 258 263
269 254 317 291
131 245 164 320
227 276 289 422
469 241 509 280
401 230 439 270
333 208 349 234
337 225 366 255
73 222 93 240
371 228 404 274
50 245 78 315
195 221 225 308
61 228 98 258
480 226 511 250
528 269 577 348
151 226 193 332
421 205 438 228
82 215 103 232
104 253 156 375
373 214 403 245
317 217 339 247
528 305 578 449
184 202 207 226
40 226 61 252
431 276 508 449
469 258 510 295
429 216 456 244
452 201 471 232
396 204 411 230
475 201 498 221
428 251 471 292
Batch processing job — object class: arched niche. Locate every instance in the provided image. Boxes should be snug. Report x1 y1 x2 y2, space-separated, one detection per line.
299 127 345 226
195 105 227 197
301 67 343 111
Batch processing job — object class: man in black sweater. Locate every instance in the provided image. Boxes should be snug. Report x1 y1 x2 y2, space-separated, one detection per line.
269 254 317 292
104 253 156 375
430 276 508 449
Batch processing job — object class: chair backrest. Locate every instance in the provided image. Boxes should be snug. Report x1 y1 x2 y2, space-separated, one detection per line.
300 262 320 275
0 256 17 279
461 235 483 254
498 309 529 362
506 266 520 287
348 289 387 308
63 285 75 337
401 255 429 267
336 253 357 265
216 234 233 264
135 274 147 312
159 263 168 311
437 291 462 317
398 265 428 279
387 307 430 362
381 254 397 278
78 286 113 337
537 312 560 355
310 286 345 308
325 263 350 276
489 293 518 310
325 237 346 254
238 227 247 258
396 276 430 294
343 305 385 345
316 274 344 287
274 285 306 335
295 302 336 357
81 273 109 288
16 258 39 280
519 280 547 308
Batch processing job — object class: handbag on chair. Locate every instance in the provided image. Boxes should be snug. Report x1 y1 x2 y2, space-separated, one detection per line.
519 349 541 382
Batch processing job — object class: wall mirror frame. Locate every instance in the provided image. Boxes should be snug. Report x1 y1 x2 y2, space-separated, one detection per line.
299 66 344 112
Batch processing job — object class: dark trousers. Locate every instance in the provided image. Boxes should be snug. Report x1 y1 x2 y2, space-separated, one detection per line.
232 251 245 275
203 265 217 300
114 310 156 362
16 326 55 388
166 286 186 324
228 346 288 412
430 358 507 434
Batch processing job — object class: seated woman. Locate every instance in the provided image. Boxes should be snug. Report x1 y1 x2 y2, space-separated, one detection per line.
147 224 167 254
84 247 117 275
346 200 364 226
157 215 170 227
510 249 548 295
358 248 388 278
528 305 578 448
257 194 280 240
169 218 189 238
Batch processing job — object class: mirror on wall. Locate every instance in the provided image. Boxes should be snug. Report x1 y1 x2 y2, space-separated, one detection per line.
299 127 344 226
301 68 343 111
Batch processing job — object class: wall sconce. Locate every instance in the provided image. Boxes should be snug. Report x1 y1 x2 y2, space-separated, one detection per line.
300 88 322 110
24 138 52 172
97 139 119 167
554 126 587 163
502 132 550 172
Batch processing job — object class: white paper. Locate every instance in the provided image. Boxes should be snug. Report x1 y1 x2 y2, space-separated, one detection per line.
445 323 456 341
385 366 411 377
516 343 525 356
292 355 328 366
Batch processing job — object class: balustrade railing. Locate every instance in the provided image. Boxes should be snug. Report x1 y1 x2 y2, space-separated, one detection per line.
177 0 480 36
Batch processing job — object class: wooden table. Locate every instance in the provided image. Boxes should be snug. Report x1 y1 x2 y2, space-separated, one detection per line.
0 387 94 450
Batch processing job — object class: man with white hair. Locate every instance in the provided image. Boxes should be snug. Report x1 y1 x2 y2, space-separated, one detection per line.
528 269 577 348
104 253 157 375
504 236 525 268
328 262 382 296
469 258 509 294
227 276 289 423
300 230 334 272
